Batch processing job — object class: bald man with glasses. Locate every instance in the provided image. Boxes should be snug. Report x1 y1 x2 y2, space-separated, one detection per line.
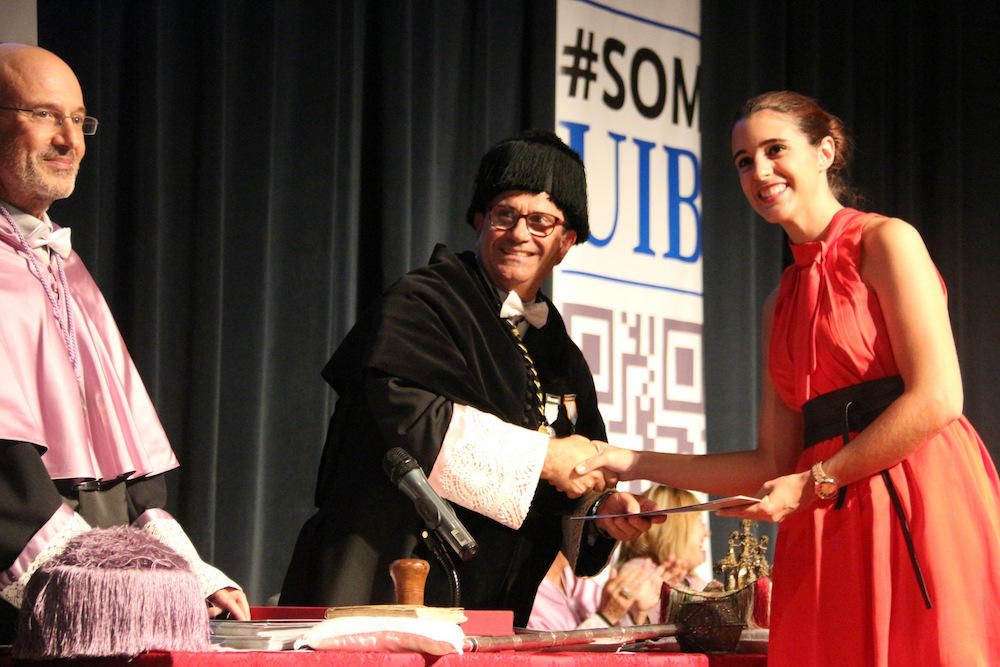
0 44 248 641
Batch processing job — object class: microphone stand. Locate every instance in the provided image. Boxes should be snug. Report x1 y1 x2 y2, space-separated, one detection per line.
421 530 461 607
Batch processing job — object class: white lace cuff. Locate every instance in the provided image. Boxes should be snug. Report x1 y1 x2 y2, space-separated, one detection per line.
135 511 241 599
1 505 91 608
428 403 548 530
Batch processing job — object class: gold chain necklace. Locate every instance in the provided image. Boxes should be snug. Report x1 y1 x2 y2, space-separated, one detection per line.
473 261 551 434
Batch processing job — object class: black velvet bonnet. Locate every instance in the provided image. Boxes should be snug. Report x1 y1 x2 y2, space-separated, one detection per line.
466 130 589 244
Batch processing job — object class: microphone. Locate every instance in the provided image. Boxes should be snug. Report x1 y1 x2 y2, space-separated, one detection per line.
383 447 479 561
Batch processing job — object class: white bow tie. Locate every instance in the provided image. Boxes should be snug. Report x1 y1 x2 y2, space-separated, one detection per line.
28 226 73 259
500 290 549 329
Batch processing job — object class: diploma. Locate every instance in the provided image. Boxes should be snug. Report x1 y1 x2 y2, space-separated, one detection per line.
573 495 761 520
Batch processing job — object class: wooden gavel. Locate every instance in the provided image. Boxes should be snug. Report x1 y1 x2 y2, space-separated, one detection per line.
389 558 431 606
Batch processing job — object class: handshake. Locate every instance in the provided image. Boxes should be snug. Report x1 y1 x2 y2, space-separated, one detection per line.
541 435 660 542
541 434 638 499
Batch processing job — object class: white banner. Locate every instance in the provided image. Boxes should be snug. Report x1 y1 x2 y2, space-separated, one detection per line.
554 0 703 469
0 0 38 44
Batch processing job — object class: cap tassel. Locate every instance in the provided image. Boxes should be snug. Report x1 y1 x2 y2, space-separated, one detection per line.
14 526 210 658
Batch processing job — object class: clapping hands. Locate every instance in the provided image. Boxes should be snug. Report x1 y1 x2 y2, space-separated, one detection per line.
598 557 670 625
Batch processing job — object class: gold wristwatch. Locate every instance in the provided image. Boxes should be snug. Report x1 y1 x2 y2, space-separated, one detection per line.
810 461 839 500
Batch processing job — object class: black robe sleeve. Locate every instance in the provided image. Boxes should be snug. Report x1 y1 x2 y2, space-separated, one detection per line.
1 438 171 572
365 372 454 474
124 473 169 519
365 336 616 576
0 440 63 571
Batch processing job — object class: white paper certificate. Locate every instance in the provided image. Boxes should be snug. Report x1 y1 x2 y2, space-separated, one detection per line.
573 495 761 520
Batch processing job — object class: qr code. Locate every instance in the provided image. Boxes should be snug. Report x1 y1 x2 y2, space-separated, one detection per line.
562 302 705 456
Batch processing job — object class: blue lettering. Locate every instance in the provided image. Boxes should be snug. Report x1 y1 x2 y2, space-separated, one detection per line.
663 146 701 263
558 120 702 263
631 138 656 256
559 120 589 159
586 132 626 248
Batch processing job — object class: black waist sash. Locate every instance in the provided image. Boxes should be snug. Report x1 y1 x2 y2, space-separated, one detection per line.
54 478 130 528
803 376 904 446
801 375 932 609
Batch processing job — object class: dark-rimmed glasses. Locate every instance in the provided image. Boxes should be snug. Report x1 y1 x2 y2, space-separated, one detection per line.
0 106 99 136
488 204 565 238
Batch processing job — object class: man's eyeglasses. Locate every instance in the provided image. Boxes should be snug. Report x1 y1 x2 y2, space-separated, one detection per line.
0 106 99 136
488 205 565 238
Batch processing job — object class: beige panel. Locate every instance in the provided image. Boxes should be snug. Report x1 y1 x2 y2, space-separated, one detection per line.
0 0 37 45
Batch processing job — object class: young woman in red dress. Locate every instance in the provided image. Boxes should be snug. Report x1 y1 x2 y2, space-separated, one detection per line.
578 91 1000 666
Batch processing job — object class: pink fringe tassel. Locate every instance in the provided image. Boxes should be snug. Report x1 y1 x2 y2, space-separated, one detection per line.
14 526 210 658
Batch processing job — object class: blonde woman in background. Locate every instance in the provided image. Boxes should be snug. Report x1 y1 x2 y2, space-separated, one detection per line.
619 485 710 591
527 485 709 630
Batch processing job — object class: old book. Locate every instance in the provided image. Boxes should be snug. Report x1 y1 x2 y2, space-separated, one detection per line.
323 604 467 623
210 619 319 650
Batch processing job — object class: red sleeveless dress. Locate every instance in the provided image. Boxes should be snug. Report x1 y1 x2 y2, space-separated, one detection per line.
767 208 1000 666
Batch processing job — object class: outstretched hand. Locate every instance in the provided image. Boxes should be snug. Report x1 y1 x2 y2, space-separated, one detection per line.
573 443 639 481
716 470 812 523
594 492 665 542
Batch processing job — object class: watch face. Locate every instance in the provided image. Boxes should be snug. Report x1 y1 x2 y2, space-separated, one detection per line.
817 481 838 499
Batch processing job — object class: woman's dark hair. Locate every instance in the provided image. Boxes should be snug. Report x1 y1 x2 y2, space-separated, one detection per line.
736 91 862 206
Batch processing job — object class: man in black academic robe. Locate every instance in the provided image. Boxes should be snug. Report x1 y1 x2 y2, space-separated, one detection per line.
280 131 658 625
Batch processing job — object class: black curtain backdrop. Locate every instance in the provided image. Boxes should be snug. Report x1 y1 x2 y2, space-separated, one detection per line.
35 1 999 602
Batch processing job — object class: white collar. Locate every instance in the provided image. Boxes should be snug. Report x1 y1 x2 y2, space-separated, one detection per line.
0 200 67 265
